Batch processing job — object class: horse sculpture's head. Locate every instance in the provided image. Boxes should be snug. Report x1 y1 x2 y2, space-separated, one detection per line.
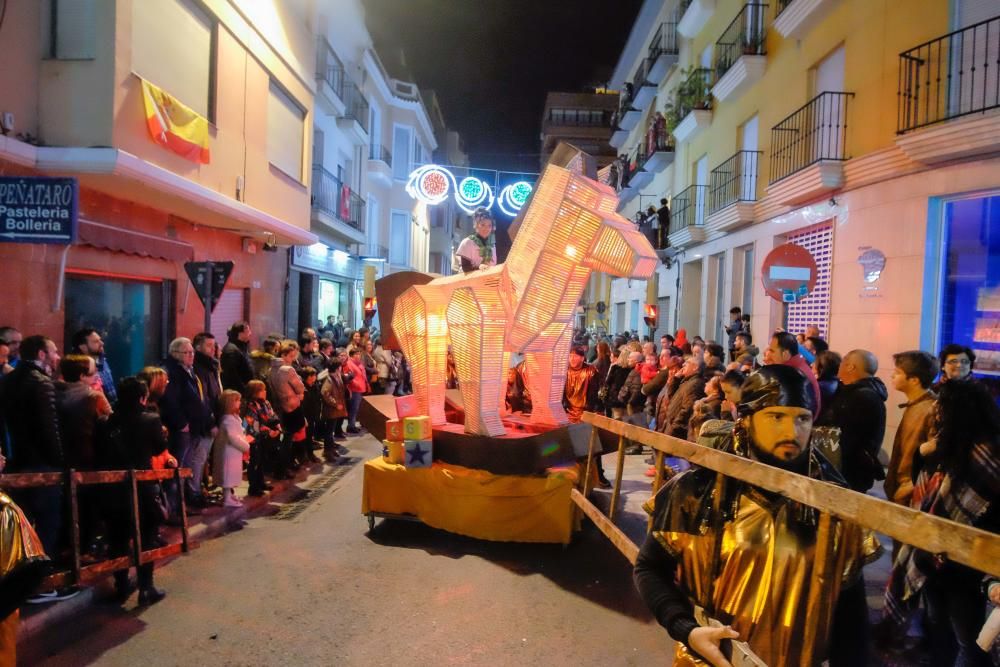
563 172 659 281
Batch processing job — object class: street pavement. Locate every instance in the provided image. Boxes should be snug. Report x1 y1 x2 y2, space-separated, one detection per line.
18 434 675 666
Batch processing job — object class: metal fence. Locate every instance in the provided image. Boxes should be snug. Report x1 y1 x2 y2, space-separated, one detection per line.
715 3 768 81
315 38 345 99
775 0 794 17
897 14 1000 133
668 184 707 234
708 150 762 214
770 91 853 183
311 165 366 232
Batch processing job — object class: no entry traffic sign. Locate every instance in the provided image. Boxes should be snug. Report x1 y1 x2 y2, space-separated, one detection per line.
761 243 817 303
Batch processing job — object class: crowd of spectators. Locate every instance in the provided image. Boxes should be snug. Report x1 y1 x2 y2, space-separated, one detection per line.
534 309 998 665
0 319 412 609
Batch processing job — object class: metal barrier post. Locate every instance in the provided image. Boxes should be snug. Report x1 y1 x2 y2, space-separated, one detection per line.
68 469 81 582
176 466 189 553
127 470 142 568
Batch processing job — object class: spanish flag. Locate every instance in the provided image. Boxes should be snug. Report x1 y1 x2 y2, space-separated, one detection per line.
141 79 211 164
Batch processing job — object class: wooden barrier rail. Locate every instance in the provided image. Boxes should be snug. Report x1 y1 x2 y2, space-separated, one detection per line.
1 467 194 589
577 412 1000 578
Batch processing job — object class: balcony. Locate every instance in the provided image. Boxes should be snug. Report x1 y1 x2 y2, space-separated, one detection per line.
609 126 630 148
367 144 392 187
667 184 708 248
647 22 681 83
711 4 768 103
773 0 840 40
671 68 714 143
706 150 761 233
311 164 366 245
896 15 1000 164
628 146 654 193
315 38 346 117
643 135 676 174
337 80 370 145
631 58 659 112
768 91 852 205
678 0 716 38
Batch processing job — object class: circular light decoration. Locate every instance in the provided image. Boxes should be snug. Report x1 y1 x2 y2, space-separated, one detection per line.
497 180 534 217
455 176 493 214
406 165 454 205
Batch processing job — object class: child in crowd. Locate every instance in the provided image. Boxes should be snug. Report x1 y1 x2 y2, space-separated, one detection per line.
639 353 660 385
321 357 349 448
243 380 280 497
299 366 322 465
214 390 250 508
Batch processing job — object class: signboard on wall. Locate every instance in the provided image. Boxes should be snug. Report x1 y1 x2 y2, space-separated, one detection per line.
761 243 818 303
0 176 79 244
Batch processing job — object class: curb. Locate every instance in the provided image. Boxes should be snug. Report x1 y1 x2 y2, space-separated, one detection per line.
16 457 342 643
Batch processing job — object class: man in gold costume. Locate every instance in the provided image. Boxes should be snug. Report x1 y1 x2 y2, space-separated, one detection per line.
563 345 610 488
0 453 51 667
634 365 867 667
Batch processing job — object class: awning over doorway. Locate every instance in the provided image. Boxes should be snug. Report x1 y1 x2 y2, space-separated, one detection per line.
77 219 195 263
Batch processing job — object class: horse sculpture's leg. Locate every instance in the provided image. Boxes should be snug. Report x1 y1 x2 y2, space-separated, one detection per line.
394 286 448 425
523 323 573 426
446 286 507 437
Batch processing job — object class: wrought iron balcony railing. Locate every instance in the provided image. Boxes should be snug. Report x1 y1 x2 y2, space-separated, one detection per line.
369 144 392 165
769 91 853 183
676 67 714 119
715 3 768 81
897 14 1000 133
708 150 762 214
669 184 708 233
311 165 366 232
649 21 680 61
546 109 611 127
315 38 345 99
341 80 370 133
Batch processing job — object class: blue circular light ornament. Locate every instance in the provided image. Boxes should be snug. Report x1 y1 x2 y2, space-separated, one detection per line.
497 181 533 217
456 176 493 214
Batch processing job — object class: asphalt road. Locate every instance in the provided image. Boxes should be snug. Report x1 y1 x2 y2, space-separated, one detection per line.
19 435 675 666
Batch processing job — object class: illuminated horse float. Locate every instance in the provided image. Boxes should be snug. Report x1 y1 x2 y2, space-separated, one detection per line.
393 147 659 437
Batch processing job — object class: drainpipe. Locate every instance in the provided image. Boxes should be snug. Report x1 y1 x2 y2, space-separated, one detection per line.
52 245 72 312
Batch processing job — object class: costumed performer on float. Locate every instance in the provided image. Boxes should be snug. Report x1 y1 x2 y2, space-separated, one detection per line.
634 364 869 667
454 207 497 273
0 451 51 667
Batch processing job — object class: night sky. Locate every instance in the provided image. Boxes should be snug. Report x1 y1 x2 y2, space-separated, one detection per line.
363 0 643 174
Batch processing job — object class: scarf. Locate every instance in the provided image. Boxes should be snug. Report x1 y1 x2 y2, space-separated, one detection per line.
469 232 494 265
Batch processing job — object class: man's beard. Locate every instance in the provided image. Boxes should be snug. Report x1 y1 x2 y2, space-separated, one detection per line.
750 441 810 474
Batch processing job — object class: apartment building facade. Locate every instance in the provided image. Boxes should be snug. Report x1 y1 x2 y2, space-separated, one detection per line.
290 0 439 334
539 90 619 170
0 0 317 375
598 0 1000 443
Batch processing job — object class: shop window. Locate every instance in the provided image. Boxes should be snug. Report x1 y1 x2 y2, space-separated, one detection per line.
64 275 173 378
940 195 1000 383
318 279 342 324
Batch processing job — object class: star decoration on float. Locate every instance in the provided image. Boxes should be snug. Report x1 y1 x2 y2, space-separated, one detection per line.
407 442 429 465
405 164 533 217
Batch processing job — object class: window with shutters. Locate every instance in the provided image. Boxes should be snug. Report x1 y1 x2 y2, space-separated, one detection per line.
210 289 246 344
393 125 413 180
267 82 306 181
390 210 411 266
614 302 626 333
131 0 215 119
784 221 833 338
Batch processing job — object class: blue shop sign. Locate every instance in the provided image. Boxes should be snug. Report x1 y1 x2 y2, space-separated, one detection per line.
0 176 78 244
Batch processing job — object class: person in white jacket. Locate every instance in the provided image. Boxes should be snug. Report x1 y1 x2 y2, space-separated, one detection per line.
214 390 250 508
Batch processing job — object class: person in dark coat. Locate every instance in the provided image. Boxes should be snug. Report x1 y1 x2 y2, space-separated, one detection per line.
220 322 254 394
822 349 888 493
606 350 639 418
813 350 842 425
664 357 706 441
192 332 223 496
107 377 167 606
2 335 66 561
159 338 214 507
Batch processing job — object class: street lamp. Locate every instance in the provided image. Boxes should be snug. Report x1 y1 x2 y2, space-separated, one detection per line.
643 303 658 340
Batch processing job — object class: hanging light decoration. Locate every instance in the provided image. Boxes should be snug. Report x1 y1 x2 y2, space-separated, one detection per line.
405 164 533 217
497 181 534 217
406 165 455 206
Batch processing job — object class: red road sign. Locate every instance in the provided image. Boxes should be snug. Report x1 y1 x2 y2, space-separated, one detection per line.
761 243 817 303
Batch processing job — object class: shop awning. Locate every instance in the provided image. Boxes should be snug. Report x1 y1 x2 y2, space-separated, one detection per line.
78 219 195 263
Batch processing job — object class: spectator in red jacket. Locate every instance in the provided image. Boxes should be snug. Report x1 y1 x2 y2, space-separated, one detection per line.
344 348 369 434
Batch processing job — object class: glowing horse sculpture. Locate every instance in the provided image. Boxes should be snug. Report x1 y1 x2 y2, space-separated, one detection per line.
393 147 658 437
